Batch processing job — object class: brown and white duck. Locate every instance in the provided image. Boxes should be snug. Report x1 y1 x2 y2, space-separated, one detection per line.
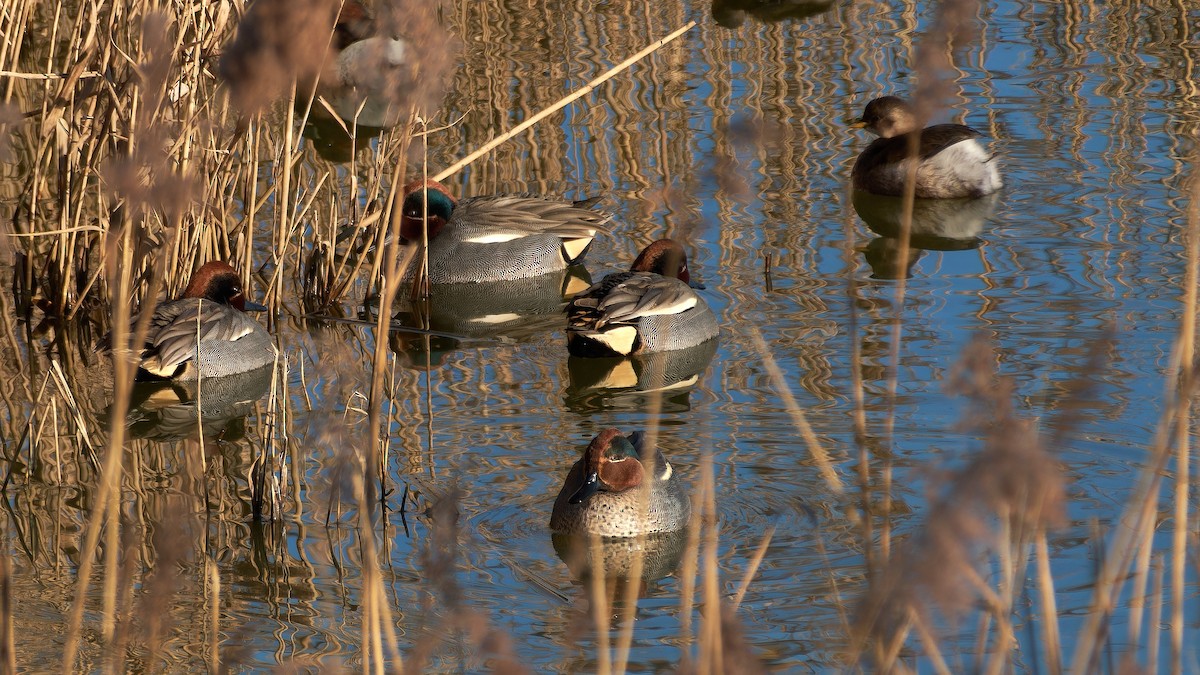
850 96 1003 199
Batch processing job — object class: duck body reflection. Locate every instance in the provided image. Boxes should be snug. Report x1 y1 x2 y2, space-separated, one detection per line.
853 190 998 247
123 363 274 441
853 190 998 279
564 339 718 413
711 0 835 28
551 529 687 587
389 268 592 367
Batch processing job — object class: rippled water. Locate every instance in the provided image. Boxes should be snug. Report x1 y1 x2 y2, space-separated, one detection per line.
3 0 1199 671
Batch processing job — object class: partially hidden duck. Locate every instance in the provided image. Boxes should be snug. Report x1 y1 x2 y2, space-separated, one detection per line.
101 262 276 381
566 238 718 357
850 96 1003 199
399 179 611 284
310 0 410 128
550 428 691 537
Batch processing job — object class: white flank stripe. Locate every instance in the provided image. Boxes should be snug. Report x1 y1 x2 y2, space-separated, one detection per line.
465 232 525 244
471 313 522 325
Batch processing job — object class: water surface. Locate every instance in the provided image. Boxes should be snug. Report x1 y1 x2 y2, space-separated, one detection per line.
3 0 1199 671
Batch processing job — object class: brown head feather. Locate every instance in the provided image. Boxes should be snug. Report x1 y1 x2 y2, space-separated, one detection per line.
181 262 248 311
631 238 690 283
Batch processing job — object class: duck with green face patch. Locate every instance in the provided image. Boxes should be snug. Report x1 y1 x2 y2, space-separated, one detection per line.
550 428 691 538
398 179 611 284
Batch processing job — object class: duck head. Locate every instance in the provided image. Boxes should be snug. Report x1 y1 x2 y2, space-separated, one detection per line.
333 0 374 50
182 262 266 312
569 428 669 504
630 238 691 283
851 96 920 138
400 179 457 242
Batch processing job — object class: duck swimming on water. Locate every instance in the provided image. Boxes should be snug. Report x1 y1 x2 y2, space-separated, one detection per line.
100 262 276 381
850 96 1003 199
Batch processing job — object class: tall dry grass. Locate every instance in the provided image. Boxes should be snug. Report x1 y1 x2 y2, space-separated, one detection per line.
0 0 1197 672
1 0 717 670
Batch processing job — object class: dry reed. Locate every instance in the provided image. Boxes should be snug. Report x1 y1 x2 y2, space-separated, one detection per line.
0 0 1196 672
852 337 1068 671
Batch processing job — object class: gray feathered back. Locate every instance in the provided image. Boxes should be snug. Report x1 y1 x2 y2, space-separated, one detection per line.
407 193 611 284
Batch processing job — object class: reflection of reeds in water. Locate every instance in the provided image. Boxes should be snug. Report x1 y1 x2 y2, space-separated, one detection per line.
2 0 1200 670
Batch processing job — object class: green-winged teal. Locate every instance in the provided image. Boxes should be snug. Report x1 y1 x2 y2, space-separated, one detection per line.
101 262 276 381
566 238 718 357
850 96 1003 199
314 0 410 128
399 179 610 284
550 428 690 537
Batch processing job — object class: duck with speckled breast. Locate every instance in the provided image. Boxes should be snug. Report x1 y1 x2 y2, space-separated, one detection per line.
306 0 411 129
850 96 1003 199
550 428 690 538
397 179 611 285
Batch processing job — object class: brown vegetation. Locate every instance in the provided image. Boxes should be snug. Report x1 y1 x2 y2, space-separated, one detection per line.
0 0 1196 672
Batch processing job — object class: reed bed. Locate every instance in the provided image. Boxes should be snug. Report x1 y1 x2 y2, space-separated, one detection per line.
0 0 1197 672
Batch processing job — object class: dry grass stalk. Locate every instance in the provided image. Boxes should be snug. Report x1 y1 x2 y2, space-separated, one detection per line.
207 557 220 672
700 448 722 673
677 473 702 661
351 465 401 674
746 324 842 493
589 530 612 675
431 20 698 183
731 524 775 612
1166 150 1199 674
879 2 986 590
56 8 207 669
1147 557 1164 674
852 337 1066 671
1035 532 1062 675
0 550 13 675
1067 157 1200 674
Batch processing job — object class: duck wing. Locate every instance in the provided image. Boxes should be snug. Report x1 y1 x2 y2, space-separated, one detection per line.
916 124 985 159
568 272 698 329
142 298 265 373
863 124 985 166
449 194 612 243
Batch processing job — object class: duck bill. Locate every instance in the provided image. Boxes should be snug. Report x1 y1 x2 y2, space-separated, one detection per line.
568 471 601 504
848 119 868 129
242 299 269 312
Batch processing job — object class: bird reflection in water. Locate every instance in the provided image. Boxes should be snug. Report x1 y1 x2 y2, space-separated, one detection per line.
122 363 273 442
551 529 688 612
389 269 593 370
564 339 718 413
711 0 835 28
853 191 998 279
